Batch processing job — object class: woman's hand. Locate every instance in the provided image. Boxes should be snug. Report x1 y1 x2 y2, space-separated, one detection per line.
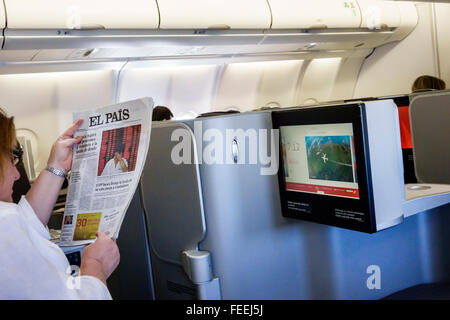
26 119 84 226
47 119 83 173
80 231 120 285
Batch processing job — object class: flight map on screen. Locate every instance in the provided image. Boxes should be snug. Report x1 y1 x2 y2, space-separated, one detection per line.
280 123 359 199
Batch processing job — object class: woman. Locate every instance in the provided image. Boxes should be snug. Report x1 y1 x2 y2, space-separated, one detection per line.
0 108 120 299
412 75 446 92
152 106 173 121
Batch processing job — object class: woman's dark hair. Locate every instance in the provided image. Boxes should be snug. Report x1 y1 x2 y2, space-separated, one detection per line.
412 75 446 92
152 106 174 121
0 108 17 178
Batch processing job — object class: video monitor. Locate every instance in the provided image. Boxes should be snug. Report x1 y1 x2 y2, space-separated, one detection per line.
272 104 376 233
281 123 359 199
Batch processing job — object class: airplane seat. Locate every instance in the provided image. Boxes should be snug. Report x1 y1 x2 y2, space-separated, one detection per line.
383 90 450 300
409 90 450 184
384 283 450 300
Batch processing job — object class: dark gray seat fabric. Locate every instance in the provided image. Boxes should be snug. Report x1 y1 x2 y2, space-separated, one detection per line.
384 283 450 300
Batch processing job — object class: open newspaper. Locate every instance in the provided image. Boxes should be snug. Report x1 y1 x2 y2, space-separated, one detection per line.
58 98 153 246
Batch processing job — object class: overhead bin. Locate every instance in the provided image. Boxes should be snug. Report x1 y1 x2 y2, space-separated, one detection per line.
4 0 159 29
1 0 418 59
268 0 362 29
261 0 416 52
158 0 272 29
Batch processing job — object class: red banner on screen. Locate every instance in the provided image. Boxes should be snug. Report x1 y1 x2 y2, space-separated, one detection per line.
286 182 359 199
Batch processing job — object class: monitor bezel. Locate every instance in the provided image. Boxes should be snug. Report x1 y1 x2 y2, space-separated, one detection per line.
272 104 376 233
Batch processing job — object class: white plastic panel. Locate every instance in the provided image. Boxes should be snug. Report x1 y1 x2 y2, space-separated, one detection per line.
0 0 4 51
388 2 418 41
158 0 271 29
0 1 5 29
354 3 436 98
364 100 404 231
330 57 366 100
0 70 115 173
269 0 361 29
435 3 450 85
256 60 304 107
118 67 171 107
5 0 159 29
359 0 401 29
118 65 220 119
295 58 343 104
214 62 271 111
215 60 304 110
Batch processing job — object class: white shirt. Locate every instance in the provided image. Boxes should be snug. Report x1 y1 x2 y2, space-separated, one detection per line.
0 197 112 300
101 158 128 176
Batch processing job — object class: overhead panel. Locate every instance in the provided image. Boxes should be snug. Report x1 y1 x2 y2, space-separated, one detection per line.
268 0 361 29
4 0 159 29
158 0 272 29
0 0 418 60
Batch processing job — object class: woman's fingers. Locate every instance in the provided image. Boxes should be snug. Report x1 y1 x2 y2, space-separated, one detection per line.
61 118 83 138
60 136 83 148
96 231 110 240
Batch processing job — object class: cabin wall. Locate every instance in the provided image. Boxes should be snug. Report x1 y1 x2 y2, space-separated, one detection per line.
0 70 116 173
3 54 364 174
354 3 439 98
117 64 221 119
354 3 450 98
117 55 365 116
435 3 450 84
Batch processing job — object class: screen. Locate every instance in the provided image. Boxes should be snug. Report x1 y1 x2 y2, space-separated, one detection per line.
280 123 359 199
272 104 376 233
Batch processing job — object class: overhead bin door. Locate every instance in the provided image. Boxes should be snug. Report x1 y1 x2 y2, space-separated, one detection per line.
4 0 159 29
268 0 361 29
158 0 272 29
358 0 401 29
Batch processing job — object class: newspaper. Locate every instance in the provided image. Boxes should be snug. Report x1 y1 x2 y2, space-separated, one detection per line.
58 98 153 246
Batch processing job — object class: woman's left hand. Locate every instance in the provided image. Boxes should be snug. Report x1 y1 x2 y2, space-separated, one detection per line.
47 119 84 173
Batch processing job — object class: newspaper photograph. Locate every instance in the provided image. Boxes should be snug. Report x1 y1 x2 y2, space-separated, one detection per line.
58 98 154 246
